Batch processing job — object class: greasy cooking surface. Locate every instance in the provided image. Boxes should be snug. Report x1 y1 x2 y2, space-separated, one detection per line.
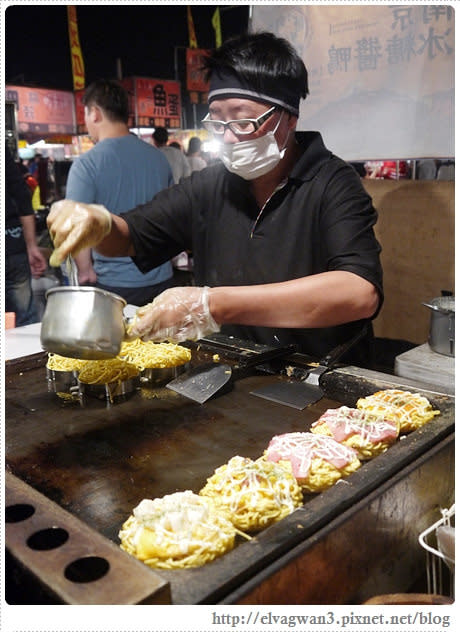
6 359 338 540
5 343 455 604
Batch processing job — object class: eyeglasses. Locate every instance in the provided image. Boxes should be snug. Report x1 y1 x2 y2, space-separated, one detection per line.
201 106 276 136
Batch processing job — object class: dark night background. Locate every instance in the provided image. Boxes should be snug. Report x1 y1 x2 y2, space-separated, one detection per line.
5 5 250 89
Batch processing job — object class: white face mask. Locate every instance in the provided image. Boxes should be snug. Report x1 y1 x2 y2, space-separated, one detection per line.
218 112 288 180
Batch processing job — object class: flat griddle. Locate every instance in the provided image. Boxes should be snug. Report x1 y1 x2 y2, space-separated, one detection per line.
5 336 455 604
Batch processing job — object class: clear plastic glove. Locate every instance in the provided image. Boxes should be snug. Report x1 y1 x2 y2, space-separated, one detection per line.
129 286 220 343
47 199 112 267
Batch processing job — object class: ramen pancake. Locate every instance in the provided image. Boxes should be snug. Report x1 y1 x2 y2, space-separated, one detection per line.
46 353 88 372
119 491 236 569
265 432 361 493
200 456 303 533
311 406 399 460
77 357 139 385
356 389 440 433
118 339 191 370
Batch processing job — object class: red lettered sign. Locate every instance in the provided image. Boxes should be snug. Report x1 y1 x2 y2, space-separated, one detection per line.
134 77 182 128
186 49 210 92
6 85 75 135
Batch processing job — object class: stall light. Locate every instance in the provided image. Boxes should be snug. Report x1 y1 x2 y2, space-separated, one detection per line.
129 127 155 135
202 139 221 154
29 140 46 148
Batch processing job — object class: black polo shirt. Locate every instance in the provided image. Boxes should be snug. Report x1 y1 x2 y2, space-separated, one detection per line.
6 145 34 256
122 132 383 366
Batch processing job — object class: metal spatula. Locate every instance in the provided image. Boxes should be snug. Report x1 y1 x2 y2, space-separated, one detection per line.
251 326 368 410
166 344 297 404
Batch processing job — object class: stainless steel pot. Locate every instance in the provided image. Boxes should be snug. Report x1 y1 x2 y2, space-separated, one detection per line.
422 296 455 357
40 287 127 360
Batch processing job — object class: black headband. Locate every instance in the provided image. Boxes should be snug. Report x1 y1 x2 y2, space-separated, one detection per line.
208 69 301 116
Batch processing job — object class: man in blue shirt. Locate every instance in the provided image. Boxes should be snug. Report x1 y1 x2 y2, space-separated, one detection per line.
67 79 174 305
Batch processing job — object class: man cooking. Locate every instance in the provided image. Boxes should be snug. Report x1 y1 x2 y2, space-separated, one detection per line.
47 31 383 367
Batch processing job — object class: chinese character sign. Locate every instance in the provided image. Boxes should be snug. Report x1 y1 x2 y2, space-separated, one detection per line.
74 89 86 134
252 5 454 159
6 85 76 135
134 78 182 128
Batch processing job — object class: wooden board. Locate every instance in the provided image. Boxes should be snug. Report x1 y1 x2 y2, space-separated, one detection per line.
363 179 454 344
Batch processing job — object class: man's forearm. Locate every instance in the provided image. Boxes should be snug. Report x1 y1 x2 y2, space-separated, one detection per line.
20 214 38 251
95 214 135 257
208 271 380 329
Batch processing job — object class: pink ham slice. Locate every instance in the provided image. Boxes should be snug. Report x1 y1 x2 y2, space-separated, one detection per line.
266 432 358 479
312 406 398 443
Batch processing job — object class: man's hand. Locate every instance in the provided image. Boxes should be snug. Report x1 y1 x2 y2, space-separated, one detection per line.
27 245 47 278
73 248 97 285
47 200 112 267
129 286 220 343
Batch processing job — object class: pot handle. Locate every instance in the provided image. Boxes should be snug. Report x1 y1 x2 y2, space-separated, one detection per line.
123 317 137 341
422 302 453 315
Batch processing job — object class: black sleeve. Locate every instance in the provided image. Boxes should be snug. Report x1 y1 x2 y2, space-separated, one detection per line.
5 145 34 217
121 167 215 273
317 161 384 312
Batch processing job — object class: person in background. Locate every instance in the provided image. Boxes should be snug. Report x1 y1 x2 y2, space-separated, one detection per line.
186 136 207 172
24 172 41 211
152 126 191 184
48 32 383 367
16 158 30 176
152 129 194 277
27 154 40 178
66 79 174 305
26 153 49 205
5 144 47 325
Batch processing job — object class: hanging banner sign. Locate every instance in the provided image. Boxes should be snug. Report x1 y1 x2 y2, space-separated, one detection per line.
6 85 75 135
125 77 182 128
187 6 198 49
251 5 454 159
74 89 86 134
67 5 85 91
212 8 222 48
186 48 210 92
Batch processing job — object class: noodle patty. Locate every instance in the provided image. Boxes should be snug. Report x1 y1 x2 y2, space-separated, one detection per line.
200 455 303 533
311 405 399 460
78 357 139 384
356 389 440 433
264 432 361 493
119 491 236 569
118 339 191 370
